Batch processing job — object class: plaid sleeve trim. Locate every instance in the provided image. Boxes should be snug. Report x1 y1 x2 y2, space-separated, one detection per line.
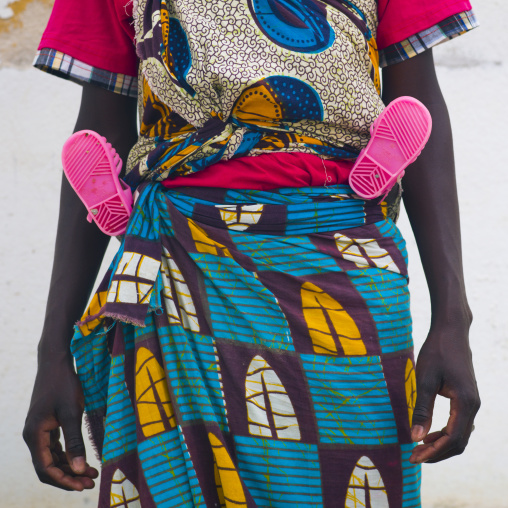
33 48 138 98
379 10 479 68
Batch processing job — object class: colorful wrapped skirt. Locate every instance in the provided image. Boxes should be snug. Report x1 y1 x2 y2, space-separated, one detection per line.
72 183 421 508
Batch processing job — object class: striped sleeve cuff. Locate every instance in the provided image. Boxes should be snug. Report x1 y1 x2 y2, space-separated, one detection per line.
379 10 479 68
33 48 138 98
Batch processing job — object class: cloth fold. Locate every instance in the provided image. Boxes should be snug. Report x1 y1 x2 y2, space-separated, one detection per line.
77 183 391 330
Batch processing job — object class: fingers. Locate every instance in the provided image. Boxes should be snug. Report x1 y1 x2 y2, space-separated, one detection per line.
410 377 438 443
422 430 443 444
23 417 96 491
410 390 480 464
58 408 88 474
38 464 96 492
52 430 99 480
58 409 99 480
23 414 98 491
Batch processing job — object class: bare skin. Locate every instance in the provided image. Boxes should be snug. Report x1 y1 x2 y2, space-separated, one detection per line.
383 50 480 463
23 48 479 491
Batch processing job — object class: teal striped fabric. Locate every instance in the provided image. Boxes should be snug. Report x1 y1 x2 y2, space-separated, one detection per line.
72 183 421 507
102 355 137 463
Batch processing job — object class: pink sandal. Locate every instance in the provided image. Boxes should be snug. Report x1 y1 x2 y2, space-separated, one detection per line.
62 130 133 236
348 96 432 200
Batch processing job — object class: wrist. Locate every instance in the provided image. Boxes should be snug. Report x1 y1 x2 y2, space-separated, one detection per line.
38 312 78 355
429 283 471 325
37 339 75 368
425 307 472 348
430 300 472 327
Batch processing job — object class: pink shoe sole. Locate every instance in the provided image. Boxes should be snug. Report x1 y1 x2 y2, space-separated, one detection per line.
62 130 133 236
348 96 432 200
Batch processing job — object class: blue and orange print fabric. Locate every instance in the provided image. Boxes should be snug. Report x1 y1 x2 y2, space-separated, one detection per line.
73 183 421 507
125 0 384 188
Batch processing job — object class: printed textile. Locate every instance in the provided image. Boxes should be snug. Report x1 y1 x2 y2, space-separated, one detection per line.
34 0 477 191
73 183 421 507
125 0 385 188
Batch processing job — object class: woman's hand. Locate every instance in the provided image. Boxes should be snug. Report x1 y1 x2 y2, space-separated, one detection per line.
23 354 98 490
409 316 480 464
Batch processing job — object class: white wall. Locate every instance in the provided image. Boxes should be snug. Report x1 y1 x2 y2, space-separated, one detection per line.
402 1 508 505
0 1 506 506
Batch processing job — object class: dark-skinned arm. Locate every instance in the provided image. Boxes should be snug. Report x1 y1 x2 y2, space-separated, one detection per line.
23 84 138 491
382 49 480 463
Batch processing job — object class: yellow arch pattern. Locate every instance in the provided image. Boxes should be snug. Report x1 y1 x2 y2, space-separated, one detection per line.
78 289 108 337
160 3 169 55
345 456 389 507
110 469 141 507
135 347 176 437
188 219 232 258
301 282 366 355
161 246 200 332
208 433 247 507
213 457 227 508
405 358 417 426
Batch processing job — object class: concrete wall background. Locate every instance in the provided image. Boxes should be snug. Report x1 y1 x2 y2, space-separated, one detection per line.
0 1 506 506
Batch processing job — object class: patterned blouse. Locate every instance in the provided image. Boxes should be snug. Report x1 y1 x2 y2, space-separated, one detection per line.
35 0 477 189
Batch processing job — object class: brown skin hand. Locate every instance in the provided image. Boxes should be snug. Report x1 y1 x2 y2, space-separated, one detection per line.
382 49 480 463
23 84 138 491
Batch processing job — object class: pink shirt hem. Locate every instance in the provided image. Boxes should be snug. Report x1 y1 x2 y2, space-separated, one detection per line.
162 153 353 191
377 0 473 49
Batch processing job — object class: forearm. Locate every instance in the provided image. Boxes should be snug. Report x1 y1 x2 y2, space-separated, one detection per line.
25 85 138 491
402 104 470 323
38 84 138 363
39 178 110 361
382 51 471 328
